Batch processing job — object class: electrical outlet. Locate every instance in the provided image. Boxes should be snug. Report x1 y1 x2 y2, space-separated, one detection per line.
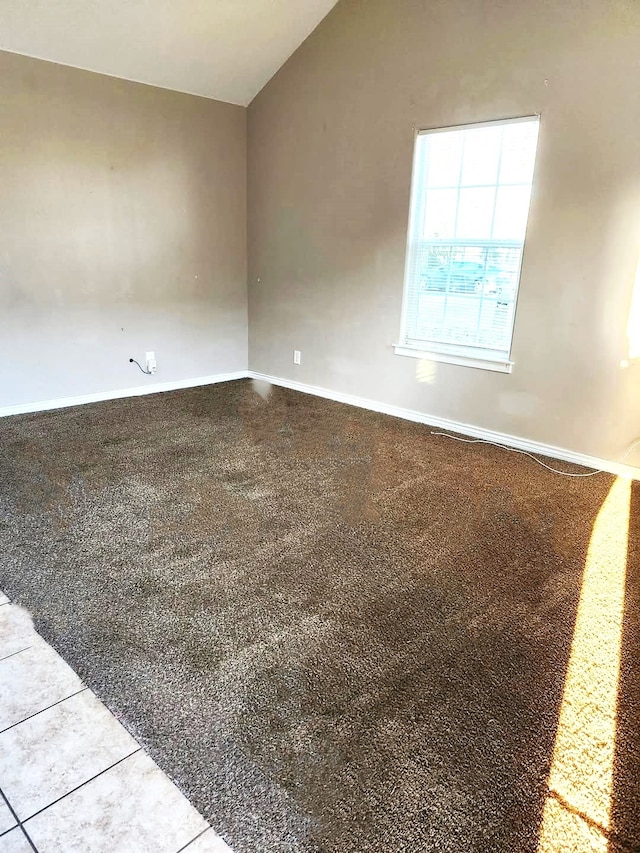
293 350 301 365
146 351 157 374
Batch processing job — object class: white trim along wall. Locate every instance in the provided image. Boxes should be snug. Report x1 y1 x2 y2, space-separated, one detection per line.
0 373 247 418
2 370 637 481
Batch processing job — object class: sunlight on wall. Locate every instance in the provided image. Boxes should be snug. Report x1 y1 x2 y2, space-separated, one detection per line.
537 476 631 853
626 259 640 361
416 359 437 384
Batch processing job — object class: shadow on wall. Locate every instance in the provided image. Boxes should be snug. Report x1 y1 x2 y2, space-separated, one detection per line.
623 255 640 363
611 250 640 468
573 213 640 463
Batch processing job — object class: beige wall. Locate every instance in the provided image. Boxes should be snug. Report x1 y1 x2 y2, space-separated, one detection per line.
248 0 640 463
0 51 247 408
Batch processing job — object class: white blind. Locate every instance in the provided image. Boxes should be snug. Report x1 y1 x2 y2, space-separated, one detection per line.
400 117 540 365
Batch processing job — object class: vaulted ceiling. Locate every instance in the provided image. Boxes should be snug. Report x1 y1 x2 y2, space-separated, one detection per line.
0 0 339 105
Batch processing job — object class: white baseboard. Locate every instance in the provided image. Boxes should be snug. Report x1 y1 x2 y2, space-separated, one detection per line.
0 371 249 418
5 367 637 479
248 370 640 480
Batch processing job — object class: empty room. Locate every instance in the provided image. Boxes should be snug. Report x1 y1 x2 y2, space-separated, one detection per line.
1 1 639 851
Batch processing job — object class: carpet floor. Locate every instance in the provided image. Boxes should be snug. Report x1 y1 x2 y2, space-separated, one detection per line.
0 379 638 852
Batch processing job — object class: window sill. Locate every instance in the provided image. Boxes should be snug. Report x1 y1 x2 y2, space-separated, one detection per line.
393 344 514 374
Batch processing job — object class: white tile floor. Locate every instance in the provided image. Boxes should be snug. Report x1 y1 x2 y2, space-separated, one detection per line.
0 594 232 853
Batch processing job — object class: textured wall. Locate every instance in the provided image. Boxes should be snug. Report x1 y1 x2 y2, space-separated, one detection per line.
0 51 247 407
248 0 640 463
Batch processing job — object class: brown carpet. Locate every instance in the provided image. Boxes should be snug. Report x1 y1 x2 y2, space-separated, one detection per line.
0 379 638 852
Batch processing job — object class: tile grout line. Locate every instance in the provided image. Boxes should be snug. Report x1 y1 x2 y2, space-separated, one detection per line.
0 597 218 849
0 785 39 852
21 747 143 826
0 646 33 664
20 826 39 853
0 787 19 836
0 687 89 736
175 825 213 852
0 591 35 851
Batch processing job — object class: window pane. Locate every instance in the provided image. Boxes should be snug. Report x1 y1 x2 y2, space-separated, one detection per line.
493 185 533 240
426 131 464 187
499 121 539 184
456 187 495 239
410 243 522 351
401 117 539 365
412 290 515 351
422 188 457 239
461 126 502 186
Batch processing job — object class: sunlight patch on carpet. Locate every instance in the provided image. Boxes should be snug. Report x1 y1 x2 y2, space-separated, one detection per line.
537 476 631 852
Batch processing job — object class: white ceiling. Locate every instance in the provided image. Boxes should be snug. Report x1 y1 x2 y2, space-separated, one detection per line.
0 0 339 106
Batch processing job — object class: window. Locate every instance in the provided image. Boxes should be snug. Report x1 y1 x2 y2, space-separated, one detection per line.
395 116 540 373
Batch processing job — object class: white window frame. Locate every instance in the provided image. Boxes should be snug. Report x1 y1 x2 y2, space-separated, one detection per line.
394 115 540 373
